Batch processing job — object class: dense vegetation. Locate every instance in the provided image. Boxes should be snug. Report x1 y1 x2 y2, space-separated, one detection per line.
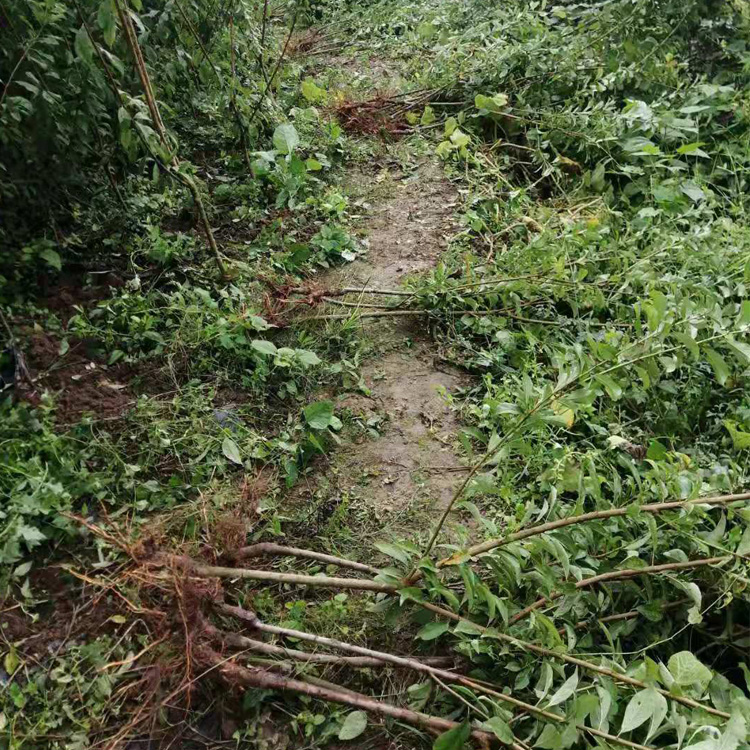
2 0 750 748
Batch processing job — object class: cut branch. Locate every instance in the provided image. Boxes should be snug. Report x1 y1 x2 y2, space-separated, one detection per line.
215 604 656 750
226 543 381 575
211 626 457 667
199 646 503 747
509 556 730 625
418 601 730 719
452 492 750 563
172 557 395 592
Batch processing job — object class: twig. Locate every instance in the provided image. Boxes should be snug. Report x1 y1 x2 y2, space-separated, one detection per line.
226 542 381 575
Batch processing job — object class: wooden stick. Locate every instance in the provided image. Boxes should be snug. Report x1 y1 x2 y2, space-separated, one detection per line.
226 543 381 575
199 646 503 747
509 556 730 625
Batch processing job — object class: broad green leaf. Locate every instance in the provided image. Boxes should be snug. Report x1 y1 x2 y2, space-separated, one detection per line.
251 340 277 356
594 373 623 400
273 123 299 154
222 437 242 465
74 26 94 64
433 721 470 750
301 78 326 104
715 712 746 750
373 541 409 565
449 129 470 148
421 106 436 125
40 247 62 271
621 688 656 734
646 690 668 739
296 349 322 367
547 670 578 707
482 717 514 743
704 348 730 386
417 622 449 641
338 711 367 741
304 400 335 430
736 526 750 556
668 651 712 686
724 421 750 450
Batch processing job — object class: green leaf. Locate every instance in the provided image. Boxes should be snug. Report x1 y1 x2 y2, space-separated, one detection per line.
704 347 730 386
449 129 470 148
417 622 450 641
304 400 335 430
301 78 326 104
40 247 62 271
726 337 750 363
547 670 578 707
736 525 750 556
296 349 322 367
251 340 277 356
482 717 514 744
724 421 750 450
594 373 623 400
677 142 709 158
74 25 94 64
716 711 746 750
373 541 409 565
667 651 712 686
646 690 668 739
97 0 117 47
338 711 367 741
421 106 436 125
433 721 470 750
273 123 299 154
621 689 656 734
222 437 242 465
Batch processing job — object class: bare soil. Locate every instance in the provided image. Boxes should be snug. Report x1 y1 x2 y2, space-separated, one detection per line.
296 159 469 519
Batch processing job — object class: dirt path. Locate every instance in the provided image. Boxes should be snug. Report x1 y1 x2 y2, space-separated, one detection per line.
297 159 469 525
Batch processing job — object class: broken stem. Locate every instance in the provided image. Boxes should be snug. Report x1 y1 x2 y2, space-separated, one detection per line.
509 556 730 625
226 542 381 575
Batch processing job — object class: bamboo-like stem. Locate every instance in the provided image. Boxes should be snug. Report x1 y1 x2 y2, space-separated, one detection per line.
418 601 730 719
509 556 730 625
444 492 750 565
227 543 381 575
113 0 227 278
199 646 502 747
